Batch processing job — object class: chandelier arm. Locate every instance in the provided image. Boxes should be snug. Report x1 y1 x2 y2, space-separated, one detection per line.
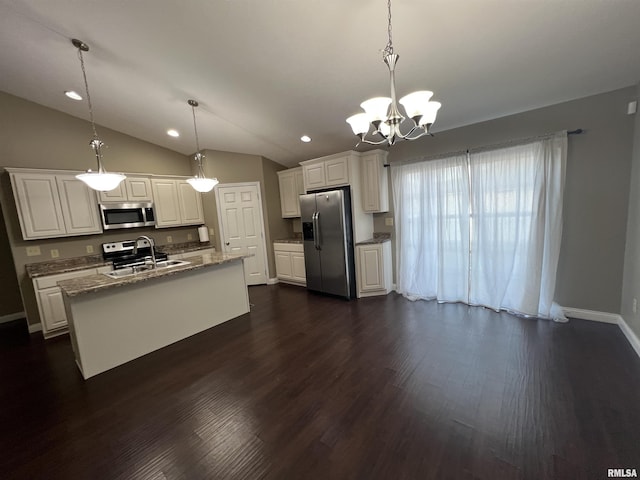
402 128 431 141
360 136 391 146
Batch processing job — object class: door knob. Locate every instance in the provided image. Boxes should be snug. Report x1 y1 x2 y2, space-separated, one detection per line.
225 242 230 246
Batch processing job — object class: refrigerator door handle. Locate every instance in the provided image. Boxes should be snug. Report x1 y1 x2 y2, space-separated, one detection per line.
313 211 320 250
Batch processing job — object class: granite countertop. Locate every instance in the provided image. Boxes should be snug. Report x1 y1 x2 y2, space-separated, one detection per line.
355 232 392 246
57 252 247 297
154 241 214 255
25 242 214 278
26 255 111 278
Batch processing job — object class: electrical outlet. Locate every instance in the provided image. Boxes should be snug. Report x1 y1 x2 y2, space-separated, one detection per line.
86 245 94 254
633 298 637 314
187 233 193 241
26 246 41 257
385 217 394 227
166 235 173 243
209 228 214 236
50 249 59 258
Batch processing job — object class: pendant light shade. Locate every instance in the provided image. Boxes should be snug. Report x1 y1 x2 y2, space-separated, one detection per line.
77 171 127 191
187 177 218 193
187 100 218 193
71 39 125 192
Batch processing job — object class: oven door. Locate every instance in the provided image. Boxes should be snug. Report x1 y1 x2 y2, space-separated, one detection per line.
99 203 155 230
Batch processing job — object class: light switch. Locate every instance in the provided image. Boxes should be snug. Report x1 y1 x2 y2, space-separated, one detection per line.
50 249 59 258
26 246 41 257
166 235 173 243
385 217 394 226
209 228 214 236
86 245 94 254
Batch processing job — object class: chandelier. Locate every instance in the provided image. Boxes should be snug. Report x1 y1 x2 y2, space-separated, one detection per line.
186 100 218 193
72 39 126 192
346 0 441 146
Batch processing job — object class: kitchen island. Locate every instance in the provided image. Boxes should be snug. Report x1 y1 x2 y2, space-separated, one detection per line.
58 252 249 379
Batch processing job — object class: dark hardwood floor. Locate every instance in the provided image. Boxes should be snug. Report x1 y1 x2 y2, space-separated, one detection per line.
1 284 639 479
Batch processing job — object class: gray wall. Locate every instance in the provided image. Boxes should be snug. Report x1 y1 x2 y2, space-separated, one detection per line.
622 83 640 339
374 87 636 314
199 149 292 279
0 206 22 317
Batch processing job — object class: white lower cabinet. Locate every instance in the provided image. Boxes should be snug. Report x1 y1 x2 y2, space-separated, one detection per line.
33 268 103 338
274 243 306 285
355 241 392 298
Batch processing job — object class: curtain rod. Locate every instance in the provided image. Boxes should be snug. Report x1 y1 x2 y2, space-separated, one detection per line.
383 129 583 167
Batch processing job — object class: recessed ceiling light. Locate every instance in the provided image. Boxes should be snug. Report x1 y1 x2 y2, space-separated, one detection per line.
167 129 180 137
300 135 312 143
64 90 82 101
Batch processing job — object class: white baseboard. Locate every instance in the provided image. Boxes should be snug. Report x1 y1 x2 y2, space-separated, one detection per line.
619 317 640 359
0 311 26 324
562 307 619 324
563 307 640 358
28 322 42 334
266 277 279 285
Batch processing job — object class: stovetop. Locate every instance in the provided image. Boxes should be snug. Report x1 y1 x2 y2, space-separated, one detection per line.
102 240 168 269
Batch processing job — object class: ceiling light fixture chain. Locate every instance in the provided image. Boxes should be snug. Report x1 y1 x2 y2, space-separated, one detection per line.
189 99 201 153
72 38 126 191
75 40 98 142
186 99 218 193
346 0 442 146
383 0 394 58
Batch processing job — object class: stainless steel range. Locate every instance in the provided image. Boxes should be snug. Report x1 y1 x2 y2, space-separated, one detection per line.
102 239 168 269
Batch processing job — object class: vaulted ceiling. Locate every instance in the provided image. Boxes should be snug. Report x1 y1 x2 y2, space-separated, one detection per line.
1 0 639 167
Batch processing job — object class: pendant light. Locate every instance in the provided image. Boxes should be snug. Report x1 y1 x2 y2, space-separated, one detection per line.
346 0 442 146
186 100 218 193
71 39 126 192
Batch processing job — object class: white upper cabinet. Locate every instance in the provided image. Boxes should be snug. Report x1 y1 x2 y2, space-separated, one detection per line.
56 175 104 235
177 180 205 225
300 152 356 192
9 170 102 240
277 167 304 218
303 162 326 191
324 156 350 186
360 150 389 213
151 179 181 227
99 176 152 203
151 178 204 228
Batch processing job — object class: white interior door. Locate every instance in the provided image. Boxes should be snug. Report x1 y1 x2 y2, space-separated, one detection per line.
215 183 268 285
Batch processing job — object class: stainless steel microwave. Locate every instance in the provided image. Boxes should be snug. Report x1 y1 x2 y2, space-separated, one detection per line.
99 202 156 230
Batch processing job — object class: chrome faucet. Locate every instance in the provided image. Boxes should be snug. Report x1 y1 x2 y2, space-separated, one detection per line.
133 235 157 269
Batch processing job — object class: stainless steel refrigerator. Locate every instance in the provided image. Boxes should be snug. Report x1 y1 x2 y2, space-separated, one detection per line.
300 187 356 299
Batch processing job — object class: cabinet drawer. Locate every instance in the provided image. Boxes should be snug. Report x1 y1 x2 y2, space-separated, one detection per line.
273 242 304 253
35 268 97 289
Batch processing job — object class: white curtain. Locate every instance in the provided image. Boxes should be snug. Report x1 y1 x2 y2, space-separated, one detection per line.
392 153 469 303
392 132 567 320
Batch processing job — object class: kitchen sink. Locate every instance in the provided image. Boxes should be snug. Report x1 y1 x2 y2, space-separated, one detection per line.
103 259 191 279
